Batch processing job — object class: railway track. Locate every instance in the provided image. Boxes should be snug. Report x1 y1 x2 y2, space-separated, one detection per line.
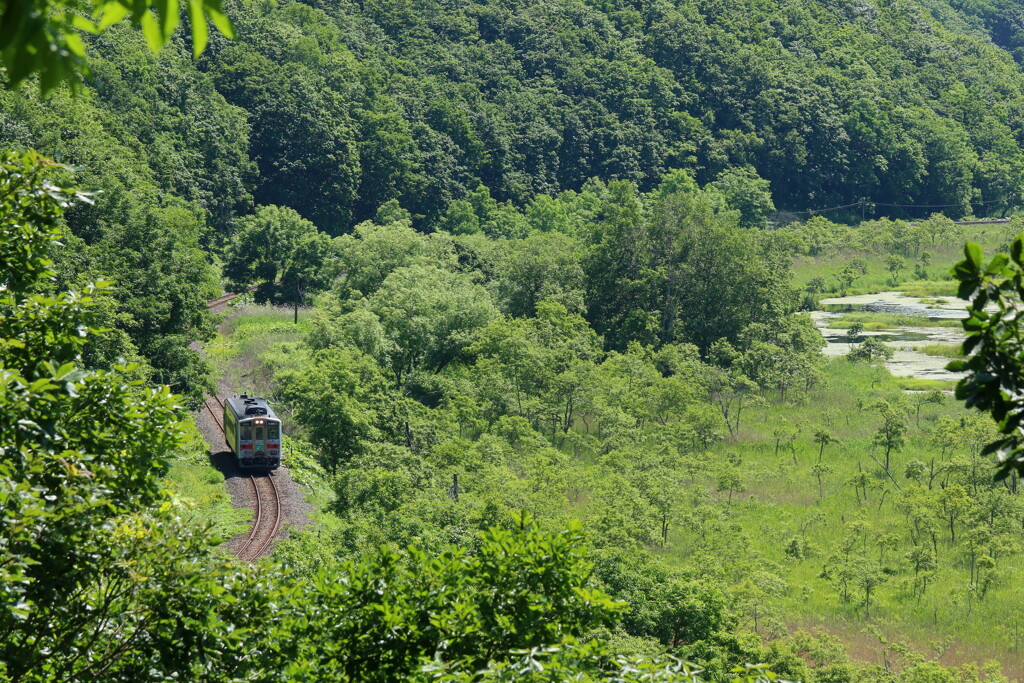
236 474 282 561
206 292 238 309
203 395 226 430
203 395 283 561
206 283 277 311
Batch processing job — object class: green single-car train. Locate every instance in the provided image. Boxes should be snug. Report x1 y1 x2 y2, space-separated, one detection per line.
223 395 282 470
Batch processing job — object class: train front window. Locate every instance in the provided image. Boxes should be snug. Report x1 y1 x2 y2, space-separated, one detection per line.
255 425 264 442
241 423 252 441
268 422 279 440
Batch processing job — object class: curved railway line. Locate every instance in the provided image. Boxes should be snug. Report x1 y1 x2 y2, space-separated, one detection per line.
203 396 283 561
206 292 238 309
206 283 279 311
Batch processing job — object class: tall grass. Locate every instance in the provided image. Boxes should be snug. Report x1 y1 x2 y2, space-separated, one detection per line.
166 421 252 541
207 306 310 408
915 343 964 358
664 359 1021 676
792 224 1009 298
825 312 962 329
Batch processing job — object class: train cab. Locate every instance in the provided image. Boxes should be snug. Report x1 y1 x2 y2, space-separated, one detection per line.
223 395 282 470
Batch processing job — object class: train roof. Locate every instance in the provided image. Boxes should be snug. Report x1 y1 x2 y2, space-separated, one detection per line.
225 395 279 421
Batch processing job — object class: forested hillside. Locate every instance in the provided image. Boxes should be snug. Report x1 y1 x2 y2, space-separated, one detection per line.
16 0 1024 231
6 0 1024 400
6 0 1024 679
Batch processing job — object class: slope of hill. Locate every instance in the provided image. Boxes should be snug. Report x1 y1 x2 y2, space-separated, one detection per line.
6 0 1024 236
3 0 1022 403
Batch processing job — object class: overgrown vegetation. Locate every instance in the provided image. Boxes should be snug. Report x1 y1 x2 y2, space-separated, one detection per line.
4 0 1024 678
4 155 798 681
227 217 1023 676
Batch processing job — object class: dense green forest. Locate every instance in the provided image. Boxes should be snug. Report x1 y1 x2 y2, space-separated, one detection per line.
3 0 1024 401
6 0 1024 679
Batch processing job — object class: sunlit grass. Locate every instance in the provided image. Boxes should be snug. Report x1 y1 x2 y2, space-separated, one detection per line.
825 312 962 329
791 224 1008 298
893 377 957 391
897 281 960 297
658 358 1018 673
207 305 311 400
915 343 963 358
165 420 251 543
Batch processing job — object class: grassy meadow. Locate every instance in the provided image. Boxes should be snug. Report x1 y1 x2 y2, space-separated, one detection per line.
671 360 1024 676
166 421 252 542
792 223 1015 297
823 313 962 330
771 223 1024 673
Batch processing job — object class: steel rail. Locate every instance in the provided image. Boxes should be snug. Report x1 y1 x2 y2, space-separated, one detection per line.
205 284 274 310
237 475 263 559
250 473 282 560
206 293 237 309
204 396 225 431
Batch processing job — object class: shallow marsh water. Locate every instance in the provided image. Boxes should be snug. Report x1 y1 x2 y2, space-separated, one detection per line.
811 291 968 382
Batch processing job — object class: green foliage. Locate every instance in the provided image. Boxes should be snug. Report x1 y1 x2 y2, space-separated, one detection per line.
299 517 620 679
366 264 499 383
4 156 811 681
284 345 386 471
495 231 586 317
915 344 964 359
0 0 233 92
827 313 960 330
950 235 1024 479
0 151 232 681
10 0 1024 240
847 337 895 363
225 262 1024 678
209 46 360 233
885 254 906 284
8 0 1024 674
709 166 775 229
224 204 338 304
336 218 439 297
470 301 601 435
82 201 218 406
584 176 793 352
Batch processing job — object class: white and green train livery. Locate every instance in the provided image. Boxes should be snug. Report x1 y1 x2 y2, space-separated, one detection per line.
223 395 282 470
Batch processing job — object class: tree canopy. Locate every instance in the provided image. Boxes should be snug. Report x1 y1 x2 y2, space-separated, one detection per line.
3 151 804 682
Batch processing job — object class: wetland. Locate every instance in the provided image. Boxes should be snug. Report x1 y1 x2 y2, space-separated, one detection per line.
811 291 968 382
